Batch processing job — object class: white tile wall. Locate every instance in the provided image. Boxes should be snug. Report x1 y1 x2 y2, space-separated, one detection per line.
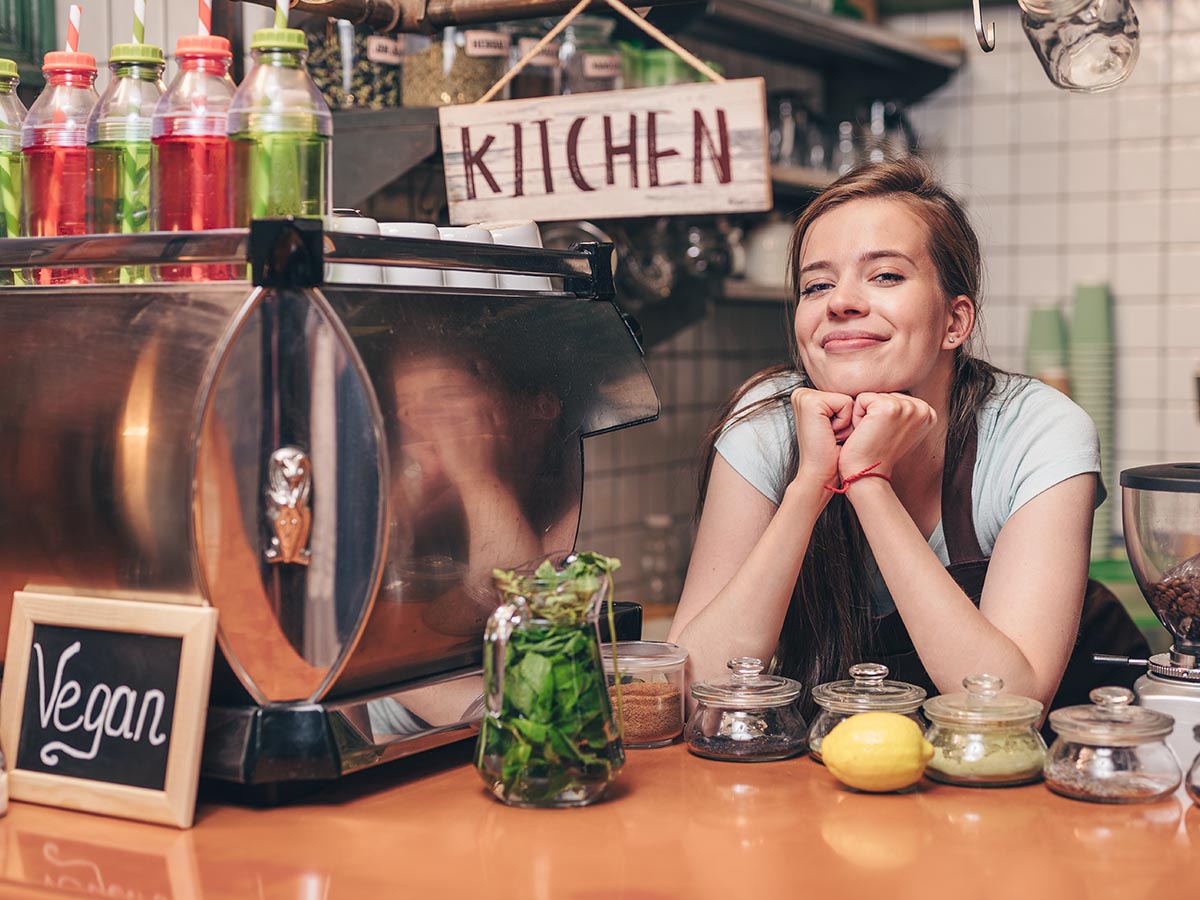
897 0 1200 546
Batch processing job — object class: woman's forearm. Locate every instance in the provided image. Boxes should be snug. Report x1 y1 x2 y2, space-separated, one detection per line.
844 478 1049 703
670 477 828 685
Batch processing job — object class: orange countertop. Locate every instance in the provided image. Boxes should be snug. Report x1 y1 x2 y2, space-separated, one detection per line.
1 741 1198 900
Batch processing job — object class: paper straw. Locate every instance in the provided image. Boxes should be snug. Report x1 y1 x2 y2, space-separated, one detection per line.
274 0 288 30
199 0 212 35
65 4 81 52
0 153 19 239
132 0 146 43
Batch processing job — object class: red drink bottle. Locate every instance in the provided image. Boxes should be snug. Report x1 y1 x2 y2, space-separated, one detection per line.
150 35 237 281
21 51 98 285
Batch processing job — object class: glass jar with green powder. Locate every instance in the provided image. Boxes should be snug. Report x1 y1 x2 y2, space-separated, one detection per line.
923 674 1047 787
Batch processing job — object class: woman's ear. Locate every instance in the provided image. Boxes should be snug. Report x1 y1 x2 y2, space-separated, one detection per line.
944 294 976 350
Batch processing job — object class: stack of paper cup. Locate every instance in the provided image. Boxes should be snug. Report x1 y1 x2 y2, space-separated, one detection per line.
327 213 384 285
1068 283 1116 559
379 222 445 287
438 225 498 289
477 220 553 292
1024 305 1071 396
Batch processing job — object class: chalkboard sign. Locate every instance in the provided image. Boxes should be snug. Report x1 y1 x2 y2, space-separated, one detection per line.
1 592 218 828
18 624 183 790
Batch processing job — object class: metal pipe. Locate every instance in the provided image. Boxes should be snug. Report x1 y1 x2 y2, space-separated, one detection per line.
231 0 697 33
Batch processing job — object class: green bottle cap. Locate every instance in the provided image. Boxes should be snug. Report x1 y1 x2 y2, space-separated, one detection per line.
250 28 307 52
109 43 166 66
0 58 18 80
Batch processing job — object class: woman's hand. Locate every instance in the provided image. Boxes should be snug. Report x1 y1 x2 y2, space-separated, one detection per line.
790 387 854 489
838 392 937 479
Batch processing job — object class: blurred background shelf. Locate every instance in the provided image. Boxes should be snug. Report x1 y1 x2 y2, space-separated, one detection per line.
719 279 790 305
771 165 837 196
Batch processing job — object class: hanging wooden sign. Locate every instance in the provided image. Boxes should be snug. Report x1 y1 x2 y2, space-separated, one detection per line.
0 591 218 828
440 78 773 225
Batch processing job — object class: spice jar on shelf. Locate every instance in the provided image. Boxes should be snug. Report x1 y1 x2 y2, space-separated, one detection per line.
502 19 561 99
603 640 688 748
684 657 807 762
401 27 511 108
1045 687 1181 804
560 15 622 94
923 674 1047 787
808 662 926 762
304 18 401 110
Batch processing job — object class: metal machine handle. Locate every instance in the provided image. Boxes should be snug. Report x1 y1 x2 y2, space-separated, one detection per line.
1092 653 1151 668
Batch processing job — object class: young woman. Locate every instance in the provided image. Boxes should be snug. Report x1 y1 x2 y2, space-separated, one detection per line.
668 157 1144 716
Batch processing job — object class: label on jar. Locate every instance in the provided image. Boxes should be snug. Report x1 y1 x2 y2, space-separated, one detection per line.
464 30 512 59
366 35 403 66
582 53 621 81
518 37 561 69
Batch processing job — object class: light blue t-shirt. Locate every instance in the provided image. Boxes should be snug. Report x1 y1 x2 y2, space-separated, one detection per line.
714 373 1103 613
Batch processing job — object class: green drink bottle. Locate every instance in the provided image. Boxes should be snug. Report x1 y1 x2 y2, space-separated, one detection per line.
87 42 165 283
0 58 27 284
228 28 332 225
0 58 26 243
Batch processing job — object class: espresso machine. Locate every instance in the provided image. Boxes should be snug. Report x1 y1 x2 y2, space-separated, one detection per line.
1098 464 1200 770
0 220 657 796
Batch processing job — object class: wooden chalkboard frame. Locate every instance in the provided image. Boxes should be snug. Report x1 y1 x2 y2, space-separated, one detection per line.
0 592 218 828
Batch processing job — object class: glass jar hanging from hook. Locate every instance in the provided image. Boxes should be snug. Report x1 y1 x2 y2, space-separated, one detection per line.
1017 0 1140 92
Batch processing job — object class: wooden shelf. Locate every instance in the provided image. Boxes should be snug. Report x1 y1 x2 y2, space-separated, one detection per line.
771 165 837 194
683 0 964 102
719 279 790 305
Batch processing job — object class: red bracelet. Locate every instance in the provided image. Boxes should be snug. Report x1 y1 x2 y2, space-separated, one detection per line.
825 461 891 495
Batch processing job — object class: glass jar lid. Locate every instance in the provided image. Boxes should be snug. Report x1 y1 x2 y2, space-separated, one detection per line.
602 640 688 674
689 657 802 709
811 662 926 714
1049 687 1175 745
923 674 1043 728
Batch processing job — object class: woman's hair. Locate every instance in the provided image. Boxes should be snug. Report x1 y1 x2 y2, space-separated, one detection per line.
697 157 1000 714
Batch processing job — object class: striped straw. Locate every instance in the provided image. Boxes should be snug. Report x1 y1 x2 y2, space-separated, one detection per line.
199 0 212 35
274 0 288 29
65 4 81 52
133 0 146 43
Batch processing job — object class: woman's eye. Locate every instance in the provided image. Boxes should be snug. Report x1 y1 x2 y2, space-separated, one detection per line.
800 281 833 297
873 272 904 284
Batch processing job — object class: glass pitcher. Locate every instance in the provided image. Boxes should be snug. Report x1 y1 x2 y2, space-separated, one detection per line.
476 554 625 807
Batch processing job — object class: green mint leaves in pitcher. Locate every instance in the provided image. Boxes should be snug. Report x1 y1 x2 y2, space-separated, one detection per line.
477 552 625 807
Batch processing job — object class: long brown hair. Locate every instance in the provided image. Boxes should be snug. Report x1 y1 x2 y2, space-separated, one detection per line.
698 157 1000 713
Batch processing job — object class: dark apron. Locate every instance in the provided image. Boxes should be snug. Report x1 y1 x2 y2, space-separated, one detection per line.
875 416 1148 716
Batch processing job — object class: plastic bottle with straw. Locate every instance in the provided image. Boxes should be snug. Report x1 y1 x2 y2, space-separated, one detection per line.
87 39 165 283
151 34 237 281
21 11 98 285
228 1 332 227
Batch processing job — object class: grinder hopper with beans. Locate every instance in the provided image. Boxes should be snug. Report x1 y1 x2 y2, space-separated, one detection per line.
1098 464 1200 769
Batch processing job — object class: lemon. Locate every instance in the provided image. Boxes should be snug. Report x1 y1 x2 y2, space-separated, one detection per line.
820 712 934 793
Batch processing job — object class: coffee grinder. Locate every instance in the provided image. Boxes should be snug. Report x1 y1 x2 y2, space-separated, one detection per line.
1098 464 1200 769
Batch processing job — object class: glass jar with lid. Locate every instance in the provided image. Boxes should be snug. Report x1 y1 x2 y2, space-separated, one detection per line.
923 674 1047 786
1045 687 1181 803
1186 725 1200 806
684 657 806 762
808 663 926 762
560 15 622 94
502 19 561 99
603 640 688 748
401 26 511 108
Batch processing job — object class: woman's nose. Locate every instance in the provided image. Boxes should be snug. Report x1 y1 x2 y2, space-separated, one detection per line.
826 282 868 318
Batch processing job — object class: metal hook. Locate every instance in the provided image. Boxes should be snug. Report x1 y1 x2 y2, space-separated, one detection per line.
972 0 996 51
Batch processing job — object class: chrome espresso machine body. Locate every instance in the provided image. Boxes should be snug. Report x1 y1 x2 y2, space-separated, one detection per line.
0 221 658 789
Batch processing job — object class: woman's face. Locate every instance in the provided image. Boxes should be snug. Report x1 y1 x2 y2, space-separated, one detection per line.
793 197 965 399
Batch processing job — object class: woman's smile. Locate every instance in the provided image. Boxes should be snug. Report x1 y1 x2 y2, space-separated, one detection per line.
819 329 889 352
